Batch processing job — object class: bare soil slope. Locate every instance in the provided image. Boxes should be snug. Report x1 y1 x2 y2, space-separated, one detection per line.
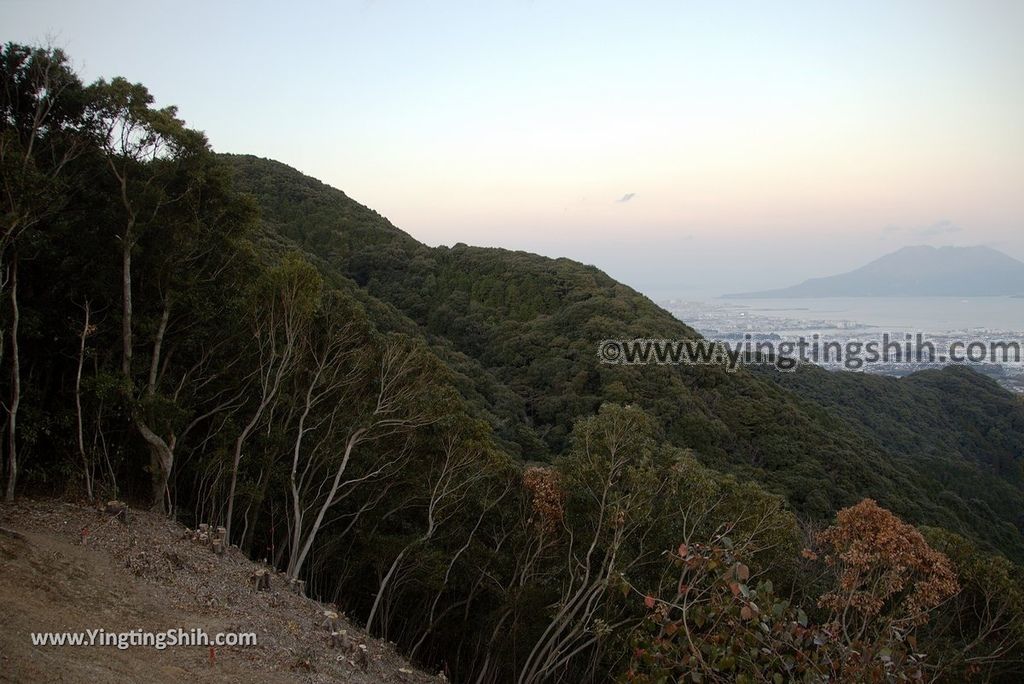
0 500 436 683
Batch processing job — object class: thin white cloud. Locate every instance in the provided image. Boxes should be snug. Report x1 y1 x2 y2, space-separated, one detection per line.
881 220 962 238
916 220 961 237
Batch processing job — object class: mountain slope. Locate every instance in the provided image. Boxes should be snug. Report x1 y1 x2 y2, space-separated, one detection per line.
764 364 1024 554
223 154 1024 560
725 245 1024 297
0 500 432 683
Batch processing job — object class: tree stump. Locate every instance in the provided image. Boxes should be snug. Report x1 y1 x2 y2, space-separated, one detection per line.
322 610 340 632
104 500 129 523
329 629 348 649
208 525 227 555
355 643 369 670
251 568 271 591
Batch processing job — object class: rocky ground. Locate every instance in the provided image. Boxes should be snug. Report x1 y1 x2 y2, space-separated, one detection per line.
0 499 439 683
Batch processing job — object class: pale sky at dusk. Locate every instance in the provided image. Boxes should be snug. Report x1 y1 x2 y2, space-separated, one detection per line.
4 0 1023 296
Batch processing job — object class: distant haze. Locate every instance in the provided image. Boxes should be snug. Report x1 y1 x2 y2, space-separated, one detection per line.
4 0 1023 296
724 245 1024 298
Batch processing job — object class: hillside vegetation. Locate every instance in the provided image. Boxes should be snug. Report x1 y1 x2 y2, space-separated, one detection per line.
3 44 1024 682
226 153 1024 561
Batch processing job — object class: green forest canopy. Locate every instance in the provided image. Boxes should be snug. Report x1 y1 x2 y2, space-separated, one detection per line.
3 43 1024 682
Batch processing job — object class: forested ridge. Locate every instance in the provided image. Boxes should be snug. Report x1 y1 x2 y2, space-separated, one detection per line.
3 44 1024 682
226 152 1024 562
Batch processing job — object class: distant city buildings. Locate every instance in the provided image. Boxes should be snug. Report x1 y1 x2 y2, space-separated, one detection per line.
663 299 1024 394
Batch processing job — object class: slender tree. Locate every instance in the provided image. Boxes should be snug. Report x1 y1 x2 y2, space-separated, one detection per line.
1 43 89 500
225 253 320 540
366 432 492 634
286 330 438 581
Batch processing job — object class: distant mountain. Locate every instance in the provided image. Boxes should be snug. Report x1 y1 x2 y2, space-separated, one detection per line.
725 245 1024 298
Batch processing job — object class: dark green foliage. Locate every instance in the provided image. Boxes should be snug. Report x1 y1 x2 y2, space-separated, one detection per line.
768 364 1024 558
5 44 1024 683
224 153 1024 562
920 526 1024 680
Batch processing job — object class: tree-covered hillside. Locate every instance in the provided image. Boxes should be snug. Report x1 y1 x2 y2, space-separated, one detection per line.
224 153 1024 562
767 364 1024 555
4 45 1024 682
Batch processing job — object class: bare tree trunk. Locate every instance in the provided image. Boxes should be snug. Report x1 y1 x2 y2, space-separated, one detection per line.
93 398 117 495
367 438 479 634
147 304 169 397
142 301 171 509
137 420 173 513
475 609 513 684
366 542 415 635
285 337 430 581
75 300 93 501
518 465 622 684
287 433 361 580
241 469 270 552
410 487 507 658
121 217 171 511
121 223 133 378
4 255 20 502
225 336 293 543
225 416 258 543
149 447 170 510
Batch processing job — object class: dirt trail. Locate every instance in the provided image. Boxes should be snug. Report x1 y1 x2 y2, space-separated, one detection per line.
0 500 437 683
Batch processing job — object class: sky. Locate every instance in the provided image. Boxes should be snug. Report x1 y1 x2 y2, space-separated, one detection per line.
4 0 1023 297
